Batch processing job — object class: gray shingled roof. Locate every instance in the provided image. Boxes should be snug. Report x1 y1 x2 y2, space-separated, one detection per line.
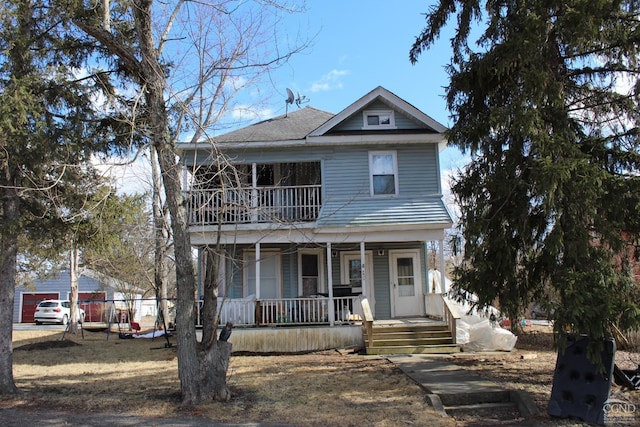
316 197 453 228
214 106 334 143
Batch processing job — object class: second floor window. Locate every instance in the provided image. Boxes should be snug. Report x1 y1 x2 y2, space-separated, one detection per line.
369 151 398 196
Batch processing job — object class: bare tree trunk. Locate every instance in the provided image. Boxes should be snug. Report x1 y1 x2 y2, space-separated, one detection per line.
201 248 219 347
154 143 204 402
68 246 80 334
131 0 230 403
201 247 231 401
0 186 19 394
199 340 232 401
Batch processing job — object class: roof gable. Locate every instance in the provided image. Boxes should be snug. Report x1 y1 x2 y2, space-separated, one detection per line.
309 86 447 136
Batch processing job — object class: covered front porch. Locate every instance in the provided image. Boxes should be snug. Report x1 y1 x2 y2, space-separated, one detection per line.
203 294 460 354
195 228 451 323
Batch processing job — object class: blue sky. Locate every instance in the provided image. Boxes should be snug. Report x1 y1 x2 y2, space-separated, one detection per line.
265 0 467 171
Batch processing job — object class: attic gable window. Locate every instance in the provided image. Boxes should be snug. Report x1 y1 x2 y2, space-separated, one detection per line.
369 151 398 196
363 110 396 129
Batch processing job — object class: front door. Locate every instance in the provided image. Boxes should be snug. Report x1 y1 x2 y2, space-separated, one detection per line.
390 251 423 317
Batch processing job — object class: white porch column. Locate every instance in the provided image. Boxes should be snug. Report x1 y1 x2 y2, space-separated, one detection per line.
439 239 446 294
251 163 258 222
360 241 366 298
255 242 261 299
424 241 431 293
326 243 335 326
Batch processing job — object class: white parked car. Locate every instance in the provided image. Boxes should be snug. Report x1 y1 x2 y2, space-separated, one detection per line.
34 300 85 325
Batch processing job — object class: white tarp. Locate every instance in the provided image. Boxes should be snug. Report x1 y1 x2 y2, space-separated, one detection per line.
133 330 167 339
456 315 517 352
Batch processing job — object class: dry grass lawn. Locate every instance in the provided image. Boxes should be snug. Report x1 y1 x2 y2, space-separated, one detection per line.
3 328 454 427
5 325 640 426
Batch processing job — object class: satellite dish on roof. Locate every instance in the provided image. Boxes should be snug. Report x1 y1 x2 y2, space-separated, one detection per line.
286 88 295 105
285 88 295 116
284 87 310 115
295 91 309 107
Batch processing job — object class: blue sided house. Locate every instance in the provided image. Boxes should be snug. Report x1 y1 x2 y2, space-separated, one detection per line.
179 86 457 353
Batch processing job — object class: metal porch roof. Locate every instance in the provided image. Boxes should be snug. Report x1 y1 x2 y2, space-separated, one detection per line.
316 197 453 228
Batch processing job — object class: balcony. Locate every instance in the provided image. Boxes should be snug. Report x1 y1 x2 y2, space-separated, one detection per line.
187 185 321 226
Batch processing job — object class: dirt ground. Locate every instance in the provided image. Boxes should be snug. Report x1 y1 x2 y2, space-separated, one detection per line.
449 323 640 426
3 324 640 426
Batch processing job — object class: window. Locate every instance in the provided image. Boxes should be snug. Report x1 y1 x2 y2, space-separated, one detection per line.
243 250 281 299
363 110 395 129
369 151 398 195
395 256 416 297
340 251 374 295
256 164 274 186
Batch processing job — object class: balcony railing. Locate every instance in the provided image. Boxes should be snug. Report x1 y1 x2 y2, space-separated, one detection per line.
188 185 321 225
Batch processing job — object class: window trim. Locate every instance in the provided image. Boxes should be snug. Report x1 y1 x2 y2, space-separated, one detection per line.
362 110 396 130
369 150 399 196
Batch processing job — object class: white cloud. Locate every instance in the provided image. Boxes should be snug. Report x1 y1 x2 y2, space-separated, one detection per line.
93 153 152 196
310 69 349 93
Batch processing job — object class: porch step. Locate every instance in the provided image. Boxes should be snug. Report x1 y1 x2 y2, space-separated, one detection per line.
365 323 460 355
365 344 461 355
440 390 531 422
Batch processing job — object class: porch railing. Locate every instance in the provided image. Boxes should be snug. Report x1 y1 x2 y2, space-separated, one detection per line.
195 296 360 327
77 297 358 329
442 296 460 345
188 185 321 225
217 298 257 326
257 297 357 326
424 293 460 345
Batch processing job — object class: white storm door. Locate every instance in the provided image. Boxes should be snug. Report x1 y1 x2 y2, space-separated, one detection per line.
390 251 423 317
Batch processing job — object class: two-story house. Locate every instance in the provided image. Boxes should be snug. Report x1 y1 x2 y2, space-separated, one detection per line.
178 86 455 352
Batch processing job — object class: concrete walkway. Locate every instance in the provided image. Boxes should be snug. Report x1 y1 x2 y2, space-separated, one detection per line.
387 354 539 420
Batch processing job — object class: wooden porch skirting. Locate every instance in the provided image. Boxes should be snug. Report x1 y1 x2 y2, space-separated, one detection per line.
208 325 364 353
